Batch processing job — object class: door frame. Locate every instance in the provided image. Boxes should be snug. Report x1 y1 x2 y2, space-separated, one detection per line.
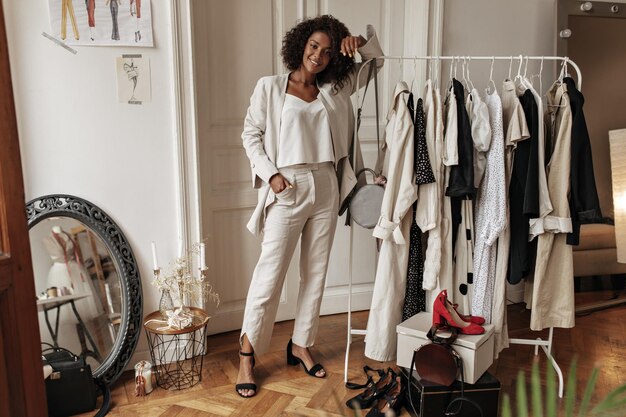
0 2 48 415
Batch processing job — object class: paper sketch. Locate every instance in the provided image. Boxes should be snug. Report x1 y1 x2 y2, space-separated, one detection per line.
116 56 151 104
48 0 153 47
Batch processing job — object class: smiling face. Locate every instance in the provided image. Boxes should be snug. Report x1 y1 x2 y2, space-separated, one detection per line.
301 31 332 76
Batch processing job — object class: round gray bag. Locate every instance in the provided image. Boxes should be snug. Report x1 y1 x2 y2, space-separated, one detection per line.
350 168 385 229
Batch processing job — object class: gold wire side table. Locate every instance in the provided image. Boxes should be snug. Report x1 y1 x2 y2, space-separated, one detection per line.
143 307 209 390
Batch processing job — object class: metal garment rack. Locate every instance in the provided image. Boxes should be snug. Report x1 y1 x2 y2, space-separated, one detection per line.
345 55 582 398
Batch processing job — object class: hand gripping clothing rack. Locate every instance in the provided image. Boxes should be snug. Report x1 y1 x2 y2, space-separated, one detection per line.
345 55 582 398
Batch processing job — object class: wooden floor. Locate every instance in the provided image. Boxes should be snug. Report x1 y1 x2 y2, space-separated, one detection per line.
82 290 626 416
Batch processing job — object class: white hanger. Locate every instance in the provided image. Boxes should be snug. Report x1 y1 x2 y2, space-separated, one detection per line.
445 57 455 92
507 55 513 80
515 54 523 81
466 57 475 92
437 57 442 89
523 56 529 79
409 57 418 94
487 56 497 94
538 56 544 94
530 56 544 94
557 57 568 84
461 56 469 90
428 58 433 82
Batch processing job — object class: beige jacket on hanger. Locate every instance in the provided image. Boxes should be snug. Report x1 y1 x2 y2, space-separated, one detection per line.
526 82 574 331
366 82 416 361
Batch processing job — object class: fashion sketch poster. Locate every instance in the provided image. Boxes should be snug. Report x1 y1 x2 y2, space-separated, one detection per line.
48 0 154 47
116 55 151 104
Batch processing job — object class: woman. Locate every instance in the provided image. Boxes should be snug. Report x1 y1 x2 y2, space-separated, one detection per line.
237 15 383 398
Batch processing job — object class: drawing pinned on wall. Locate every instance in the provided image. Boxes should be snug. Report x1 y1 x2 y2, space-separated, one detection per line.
48 0 153 47
116 55 150 105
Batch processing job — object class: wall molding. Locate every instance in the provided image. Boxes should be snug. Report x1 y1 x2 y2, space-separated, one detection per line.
170 0 202 259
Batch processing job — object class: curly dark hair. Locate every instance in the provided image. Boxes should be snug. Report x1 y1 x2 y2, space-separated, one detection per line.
281 15 355 92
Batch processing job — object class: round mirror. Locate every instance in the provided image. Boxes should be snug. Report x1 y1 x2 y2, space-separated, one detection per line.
27 195 142 385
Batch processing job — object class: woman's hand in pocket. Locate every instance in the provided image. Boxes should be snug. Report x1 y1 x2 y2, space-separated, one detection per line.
269 173 292 194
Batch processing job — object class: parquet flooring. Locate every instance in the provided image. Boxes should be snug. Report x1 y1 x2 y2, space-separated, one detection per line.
80 290 626 416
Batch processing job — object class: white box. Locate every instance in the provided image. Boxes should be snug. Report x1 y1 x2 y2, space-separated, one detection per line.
396 312 495 384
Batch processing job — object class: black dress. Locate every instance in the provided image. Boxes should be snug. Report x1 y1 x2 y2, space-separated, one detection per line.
446 79 475 254
507 89 540 284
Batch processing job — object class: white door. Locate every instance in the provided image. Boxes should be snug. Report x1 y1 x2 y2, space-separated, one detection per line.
193 0 431 334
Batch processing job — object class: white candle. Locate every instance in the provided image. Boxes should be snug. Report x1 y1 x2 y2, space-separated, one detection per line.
178 238 184 259
199 243 206 269
151 241 159 270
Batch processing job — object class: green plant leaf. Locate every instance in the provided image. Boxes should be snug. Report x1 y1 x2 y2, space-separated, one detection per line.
517 370 529 417
546 359 557 417
592 384 626 415
578 367 599 417
502 394 512 417
565 358 578 417
532 361 543 417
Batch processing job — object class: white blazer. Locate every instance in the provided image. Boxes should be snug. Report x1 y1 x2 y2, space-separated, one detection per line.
242 25 384 235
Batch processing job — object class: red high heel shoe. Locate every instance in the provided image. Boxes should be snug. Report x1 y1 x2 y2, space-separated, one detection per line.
451 302 485 325
432 290 485 335
439 289 485 325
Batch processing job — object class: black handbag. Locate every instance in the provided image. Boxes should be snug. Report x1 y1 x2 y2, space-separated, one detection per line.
43 344 111 417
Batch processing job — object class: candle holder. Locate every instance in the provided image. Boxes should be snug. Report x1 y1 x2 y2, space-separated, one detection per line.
155 268 175 318
151 242 220 314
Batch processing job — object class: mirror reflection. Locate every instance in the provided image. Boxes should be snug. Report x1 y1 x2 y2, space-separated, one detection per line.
31 217 122 372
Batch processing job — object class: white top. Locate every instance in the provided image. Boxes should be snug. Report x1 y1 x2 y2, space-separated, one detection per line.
276 94 334 168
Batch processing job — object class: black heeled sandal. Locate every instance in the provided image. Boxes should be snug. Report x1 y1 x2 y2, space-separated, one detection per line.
235 351 257 398
345 367 396 409
286 339 325 378
365 376 405 417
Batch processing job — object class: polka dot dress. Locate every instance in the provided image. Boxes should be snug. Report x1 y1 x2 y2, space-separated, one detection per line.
403 96 436 321
414 97 436 185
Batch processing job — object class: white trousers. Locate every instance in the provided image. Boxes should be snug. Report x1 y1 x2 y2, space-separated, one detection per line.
240 162 338 355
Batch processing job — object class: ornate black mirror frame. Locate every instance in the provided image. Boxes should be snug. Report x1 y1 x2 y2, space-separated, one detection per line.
26 194 142 385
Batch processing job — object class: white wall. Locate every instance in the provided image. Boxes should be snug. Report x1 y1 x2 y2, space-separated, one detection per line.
3 0 179 365
441 0 557 97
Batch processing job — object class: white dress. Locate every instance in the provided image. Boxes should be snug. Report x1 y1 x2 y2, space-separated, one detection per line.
422 80 445 291
40 230 100 352
466 88 492 188
471 90 506 323
491 79 530 357
44 231 100 319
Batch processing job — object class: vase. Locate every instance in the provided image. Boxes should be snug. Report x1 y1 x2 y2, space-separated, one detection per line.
159 289 174 318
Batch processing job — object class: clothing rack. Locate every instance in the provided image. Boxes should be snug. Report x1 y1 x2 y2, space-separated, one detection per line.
345 55 582 398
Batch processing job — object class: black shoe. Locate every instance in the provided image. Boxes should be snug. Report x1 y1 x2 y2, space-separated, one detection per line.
346 368 396 409
286 339 325 378
235 351 257 398
365 376 405 417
